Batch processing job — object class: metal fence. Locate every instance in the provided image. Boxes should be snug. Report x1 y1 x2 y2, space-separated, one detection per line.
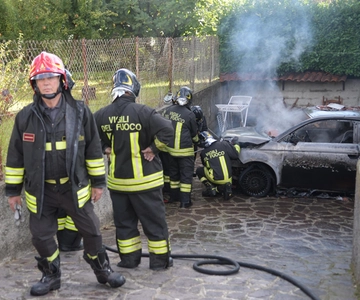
0 36 219 179
2 36 219 110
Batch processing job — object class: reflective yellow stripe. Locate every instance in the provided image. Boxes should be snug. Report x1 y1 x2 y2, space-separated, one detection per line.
205 168 232 185
234 144 240 153
154 137 168 152
45 177 69 184
130 132 143 178
175 122 182 149
65 216 78 231
148 239 170 254
219 156 229 180
109 135 116 178
117 236 142 254
45 141 66 151
58 217 66 230
87 253 97 260
180 183 192 193
48 249 60 262
170 180 180 189
166 146 194 157
86 158 106 176
5 167 24 184
25 190 37 213
164 175 170 183
77 184 91 208
108 171 164 192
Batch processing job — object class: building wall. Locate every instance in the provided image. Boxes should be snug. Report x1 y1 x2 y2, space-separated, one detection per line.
218 78 360 107
193 78 360 136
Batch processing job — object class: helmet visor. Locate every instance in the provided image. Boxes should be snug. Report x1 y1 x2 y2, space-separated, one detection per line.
31 72 61 81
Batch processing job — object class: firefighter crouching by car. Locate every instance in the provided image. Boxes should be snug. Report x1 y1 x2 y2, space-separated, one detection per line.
196 132 240 200
4 52 125 296
162 86 199 208
94 68 174 270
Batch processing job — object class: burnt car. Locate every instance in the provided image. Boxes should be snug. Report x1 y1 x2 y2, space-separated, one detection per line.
221 116 360 197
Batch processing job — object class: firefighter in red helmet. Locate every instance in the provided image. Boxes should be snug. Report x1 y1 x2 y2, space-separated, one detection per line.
5 51 125 296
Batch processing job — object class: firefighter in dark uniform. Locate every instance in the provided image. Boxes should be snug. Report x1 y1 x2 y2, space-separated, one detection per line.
5 52 125 297
196 131 240 200
94 68 174 270
191 105 208 133
191 105 208 176
56 69 84 252
160 92 174 201
162 87 199 208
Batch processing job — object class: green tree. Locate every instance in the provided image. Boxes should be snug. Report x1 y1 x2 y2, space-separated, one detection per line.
0 0 114 40
0 0 234 39
94 0 234 38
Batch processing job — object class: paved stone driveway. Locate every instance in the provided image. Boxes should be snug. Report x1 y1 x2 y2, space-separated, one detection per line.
0 179 356 300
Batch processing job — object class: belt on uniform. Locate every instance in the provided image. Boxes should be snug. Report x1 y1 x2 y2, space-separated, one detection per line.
45 177 69 184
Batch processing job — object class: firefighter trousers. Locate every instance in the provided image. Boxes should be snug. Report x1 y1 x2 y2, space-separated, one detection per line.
168 155 193 203
109 189 170 257
29 182 103 258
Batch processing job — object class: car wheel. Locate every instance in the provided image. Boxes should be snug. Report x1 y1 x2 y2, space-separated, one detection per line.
238 164 273 197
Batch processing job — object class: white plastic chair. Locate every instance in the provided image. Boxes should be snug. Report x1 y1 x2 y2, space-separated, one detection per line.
216 96 252 133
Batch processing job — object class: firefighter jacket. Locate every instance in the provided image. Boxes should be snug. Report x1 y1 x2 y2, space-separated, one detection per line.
5 90 106 219
162 104 199 157
200 140 240 184
94 94 174 193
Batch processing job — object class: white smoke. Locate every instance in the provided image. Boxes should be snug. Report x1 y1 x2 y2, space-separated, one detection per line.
226 0 313 134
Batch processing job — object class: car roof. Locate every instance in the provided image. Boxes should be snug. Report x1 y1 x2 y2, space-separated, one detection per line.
303 106 360 119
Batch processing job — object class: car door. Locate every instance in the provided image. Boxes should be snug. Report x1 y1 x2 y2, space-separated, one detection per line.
279 119 360 193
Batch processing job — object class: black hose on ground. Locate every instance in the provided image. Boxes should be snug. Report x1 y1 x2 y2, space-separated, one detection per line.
104 245 320 300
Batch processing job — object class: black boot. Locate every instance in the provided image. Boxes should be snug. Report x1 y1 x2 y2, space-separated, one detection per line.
30 256 61 296
223 182 233 200
57 229 84 252
202 181 217 197
149 253 173 270
179 192 192 208
168 188 180 203
83 247 126 288
117 249 142 268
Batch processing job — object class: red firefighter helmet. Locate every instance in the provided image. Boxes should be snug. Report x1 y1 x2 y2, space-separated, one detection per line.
29 52 67 91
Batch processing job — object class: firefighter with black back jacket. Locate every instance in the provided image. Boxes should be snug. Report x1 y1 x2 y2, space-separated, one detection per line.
162 86 199 208
56 69 84 252
4 52 125 297
94 68 174 271
196 131 240 200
